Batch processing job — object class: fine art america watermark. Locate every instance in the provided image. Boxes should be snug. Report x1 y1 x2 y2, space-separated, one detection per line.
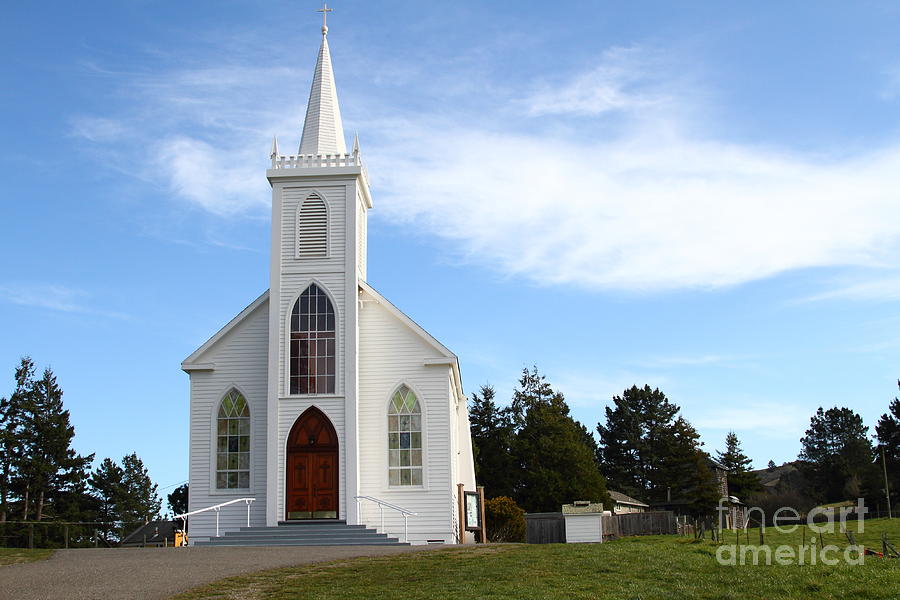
715 498 869 566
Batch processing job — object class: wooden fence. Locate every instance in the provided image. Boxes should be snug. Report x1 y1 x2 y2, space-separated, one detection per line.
603 511 676 540
525 510 677 543
525 513 566 544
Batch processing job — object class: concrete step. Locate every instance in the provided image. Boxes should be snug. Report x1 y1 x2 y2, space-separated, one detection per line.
196 538 407 547
238 525 369 534
213 533 392 542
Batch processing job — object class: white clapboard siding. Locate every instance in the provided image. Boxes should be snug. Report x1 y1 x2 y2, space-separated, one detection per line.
296 194 328 258
282 185 345 271
357 295 458 543
187 299 269 541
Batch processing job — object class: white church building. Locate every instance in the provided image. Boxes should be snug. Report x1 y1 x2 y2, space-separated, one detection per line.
181 18 476 545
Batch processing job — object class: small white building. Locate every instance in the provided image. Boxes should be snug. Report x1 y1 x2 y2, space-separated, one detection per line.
181 19 476 544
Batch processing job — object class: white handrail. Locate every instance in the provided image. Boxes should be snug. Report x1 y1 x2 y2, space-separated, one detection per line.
354 496 417 543
174 497 255 538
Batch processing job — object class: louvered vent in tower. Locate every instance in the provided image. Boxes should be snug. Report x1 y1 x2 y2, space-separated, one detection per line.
297 194 328 258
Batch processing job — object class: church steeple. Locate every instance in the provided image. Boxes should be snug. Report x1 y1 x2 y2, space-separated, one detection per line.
298 14 347 156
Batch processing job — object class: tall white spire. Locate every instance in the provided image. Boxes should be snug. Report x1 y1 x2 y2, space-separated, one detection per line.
298 13 347 156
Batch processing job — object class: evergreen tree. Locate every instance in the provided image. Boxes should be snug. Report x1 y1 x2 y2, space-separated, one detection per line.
596 385 680 501
167 483 188 517
874 383 900 508
510 368 612 512
767 460 777 471
119 452 161 525
89 458 125 525
654 416 720 514
0 358 33 522
14 365 93 520
799 406 875 503
469 385 517 499
716 431 762 498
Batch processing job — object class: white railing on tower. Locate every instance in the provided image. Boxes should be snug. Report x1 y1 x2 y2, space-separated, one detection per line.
173 497 255 538
270 152 370 188
354 496 417 544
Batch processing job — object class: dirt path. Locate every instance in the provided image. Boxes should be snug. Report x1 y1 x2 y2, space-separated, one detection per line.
0 545 433 599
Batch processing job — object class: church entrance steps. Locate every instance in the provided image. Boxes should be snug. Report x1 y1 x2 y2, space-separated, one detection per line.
194 521 408 547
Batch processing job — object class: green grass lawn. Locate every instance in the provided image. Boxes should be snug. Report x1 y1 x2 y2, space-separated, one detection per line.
0 547 53 566
174 519 900 600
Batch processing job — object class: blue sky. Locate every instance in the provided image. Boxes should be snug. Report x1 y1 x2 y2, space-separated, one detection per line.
2 1 900 500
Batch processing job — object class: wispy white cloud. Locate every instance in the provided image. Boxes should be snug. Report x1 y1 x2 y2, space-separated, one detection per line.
523 46 673 116
692 401 810 438
0 283 129 319
802 274 900 302
72 39 900 292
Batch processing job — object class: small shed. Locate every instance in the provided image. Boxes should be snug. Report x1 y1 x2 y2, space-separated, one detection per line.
562 501 606 543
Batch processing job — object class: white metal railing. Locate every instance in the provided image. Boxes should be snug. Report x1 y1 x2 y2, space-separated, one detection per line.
173 497 255 538
354 496 417 543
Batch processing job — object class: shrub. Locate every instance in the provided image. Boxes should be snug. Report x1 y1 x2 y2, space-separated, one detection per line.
485 496 525 542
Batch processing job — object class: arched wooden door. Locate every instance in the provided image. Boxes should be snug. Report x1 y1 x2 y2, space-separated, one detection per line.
286 407 339 520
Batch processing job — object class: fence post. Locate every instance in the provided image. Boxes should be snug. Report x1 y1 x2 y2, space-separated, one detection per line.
94 529 98 548
28 524 34 549
64 524 69 549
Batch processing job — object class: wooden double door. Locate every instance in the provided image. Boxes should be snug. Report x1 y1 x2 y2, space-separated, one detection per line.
286 407 339 520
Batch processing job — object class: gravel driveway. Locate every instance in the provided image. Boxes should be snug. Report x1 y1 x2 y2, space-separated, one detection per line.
0 545 433 599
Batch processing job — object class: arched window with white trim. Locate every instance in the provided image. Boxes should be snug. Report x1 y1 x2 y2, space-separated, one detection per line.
296 193 327 258
290 283 336 394
216 389 250 489
388 384 422 486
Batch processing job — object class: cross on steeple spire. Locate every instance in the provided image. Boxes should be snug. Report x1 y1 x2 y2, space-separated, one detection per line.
298 1 347 155
317 2 333 36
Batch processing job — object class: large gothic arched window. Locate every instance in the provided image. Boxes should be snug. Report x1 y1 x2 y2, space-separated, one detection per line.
388 385 423 486
290 283 336 394
216 389 250 489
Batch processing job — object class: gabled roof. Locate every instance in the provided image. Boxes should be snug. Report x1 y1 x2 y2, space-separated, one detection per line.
359 281 465 401
609 490 649 507
359 280 455 360
181 291 268 371
298 29 346 155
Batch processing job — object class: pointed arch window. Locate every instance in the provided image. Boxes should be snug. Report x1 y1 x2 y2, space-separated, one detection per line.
388 385 422 486
216 389 250 489
297 194 328 258
290 283 336 394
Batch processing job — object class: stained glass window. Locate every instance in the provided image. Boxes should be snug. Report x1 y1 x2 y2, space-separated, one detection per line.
290 283 336 394
216 389 250 489
388 384 422 486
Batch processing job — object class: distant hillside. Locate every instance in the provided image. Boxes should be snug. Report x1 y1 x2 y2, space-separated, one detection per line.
750 461 808 494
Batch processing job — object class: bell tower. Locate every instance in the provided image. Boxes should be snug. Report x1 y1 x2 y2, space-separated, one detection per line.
264 13 372 525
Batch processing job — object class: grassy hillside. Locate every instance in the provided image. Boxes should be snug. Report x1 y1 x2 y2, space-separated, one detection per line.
175 518 900 600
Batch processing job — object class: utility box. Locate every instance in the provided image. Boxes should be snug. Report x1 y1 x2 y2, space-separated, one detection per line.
562 501 605 543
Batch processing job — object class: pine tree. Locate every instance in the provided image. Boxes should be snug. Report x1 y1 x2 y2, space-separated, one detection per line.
469 385 517 499
654 416 720 514
167 483 188 517
596 385 680 501
767 460 777 471
716 431 762 498
510 368 612 512
89 457 125 525
799 406 875 503
0 358 33 522
119 452 161 525
14 364 93 521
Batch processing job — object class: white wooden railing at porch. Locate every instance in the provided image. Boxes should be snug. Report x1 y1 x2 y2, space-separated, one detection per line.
173 497 255 538
354 496 417 543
